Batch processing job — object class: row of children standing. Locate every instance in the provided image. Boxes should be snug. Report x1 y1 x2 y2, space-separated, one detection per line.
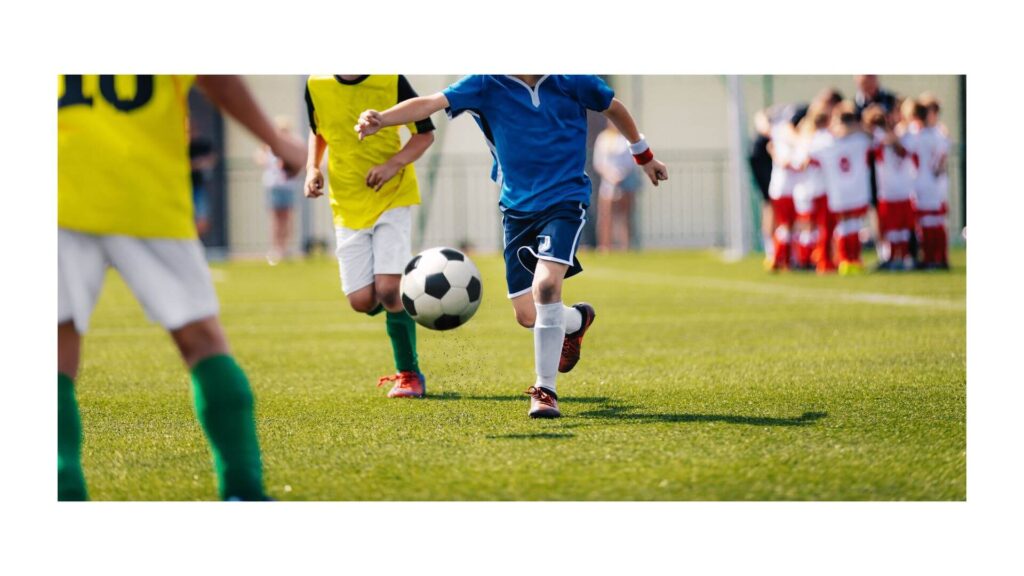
759 88 951 274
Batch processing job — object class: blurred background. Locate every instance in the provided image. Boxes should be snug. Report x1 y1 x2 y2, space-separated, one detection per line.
190 75 964 260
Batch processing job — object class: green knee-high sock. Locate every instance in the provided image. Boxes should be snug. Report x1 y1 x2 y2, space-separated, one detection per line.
190 355 266 501
386 310 419 373
58 373 88 501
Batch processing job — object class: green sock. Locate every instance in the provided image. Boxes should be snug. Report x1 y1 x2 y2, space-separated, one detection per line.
58 373 88 501
190 355 266 501
366 303 385 317
386 310 419 373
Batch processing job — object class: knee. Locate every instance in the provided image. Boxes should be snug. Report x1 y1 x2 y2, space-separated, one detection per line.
174 318 228 366
374 280 402 311
532 277 561 304
348 289 377 313
514 307 535 329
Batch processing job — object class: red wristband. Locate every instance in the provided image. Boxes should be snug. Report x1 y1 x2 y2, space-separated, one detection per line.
633 148 655 165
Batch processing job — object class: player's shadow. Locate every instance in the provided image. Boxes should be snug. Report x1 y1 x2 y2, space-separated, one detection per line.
576 405 828 427
429 391 609 404
485 432 575 440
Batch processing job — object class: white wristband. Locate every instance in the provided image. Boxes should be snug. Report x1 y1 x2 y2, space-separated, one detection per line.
628 135 650 155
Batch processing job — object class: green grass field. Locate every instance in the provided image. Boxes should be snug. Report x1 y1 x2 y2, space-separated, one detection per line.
77 249 966 500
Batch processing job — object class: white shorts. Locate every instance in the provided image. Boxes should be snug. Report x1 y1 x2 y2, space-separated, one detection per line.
334 206 412 295
58 228 219 334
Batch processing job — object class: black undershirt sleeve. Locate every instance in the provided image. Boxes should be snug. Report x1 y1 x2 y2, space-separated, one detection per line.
304 85 317 134
397 75 435 134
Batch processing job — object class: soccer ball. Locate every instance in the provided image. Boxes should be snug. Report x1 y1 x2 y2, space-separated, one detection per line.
400 247 483 330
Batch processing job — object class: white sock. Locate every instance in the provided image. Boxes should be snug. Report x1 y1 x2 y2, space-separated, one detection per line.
563 304 582 335
534 301 565 394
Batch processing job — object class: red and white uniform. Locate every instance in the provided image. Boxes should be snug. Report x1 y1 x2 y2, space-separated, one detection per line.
819 131 872 216
768 123 802 201
792 129 832 215
906 126 951 266
907 126 949 213
873 128 916 263
766 123 801 270
819 131 872 266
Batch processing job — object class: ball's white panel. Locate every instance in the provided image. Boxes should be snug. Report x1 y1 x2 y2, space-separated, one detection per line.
443 260 473 288
440 287 471 316
416 248 449 275
401 268 426 299
413 292 443 322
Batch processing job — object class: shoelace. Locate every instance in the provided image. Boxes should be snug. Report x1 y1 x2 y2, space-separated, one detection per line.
525 386 555 406
378 373 418 389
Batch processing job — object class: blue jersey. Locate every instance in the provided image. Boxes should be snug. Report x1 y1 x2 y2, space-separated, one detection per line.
442 75 615 213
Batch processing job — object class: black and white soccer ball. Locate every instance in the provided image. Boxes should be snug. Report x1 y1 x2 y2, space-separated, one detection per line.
400 247 483 330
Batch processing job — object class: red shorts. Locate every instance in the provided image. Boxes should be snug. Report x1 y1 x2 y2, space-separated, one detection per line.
771 197 796 226
832 205 869 219
877 199 914 233
914 201 948 218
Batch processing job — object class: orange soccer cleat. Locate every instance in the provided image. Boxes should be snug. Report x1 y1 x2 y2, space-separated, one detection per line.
378 371 426 398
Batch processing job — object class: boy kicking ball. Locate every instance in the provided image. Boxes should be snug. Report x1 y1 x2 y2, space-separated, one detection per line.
304 75 435 398
356 75 667 417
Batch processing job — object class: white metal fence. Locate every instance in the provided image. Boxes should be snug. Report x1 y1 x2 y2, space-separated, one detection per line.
222 146 964 257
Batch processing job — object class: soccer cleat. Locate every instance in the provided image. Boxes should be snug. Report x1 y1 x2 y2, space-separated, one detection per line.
377 371 426 398
525 386 561 418
559 303 596 373
837 261 865 276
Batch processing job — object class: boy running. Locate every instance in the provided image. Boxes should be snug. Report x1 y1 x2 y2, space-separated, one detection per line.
356 75 668 418
304 75 435 398
58 75 306 500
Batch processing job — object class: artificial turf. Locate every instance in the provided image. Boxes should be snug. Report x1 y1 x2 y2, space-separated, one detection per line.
75 249 966 500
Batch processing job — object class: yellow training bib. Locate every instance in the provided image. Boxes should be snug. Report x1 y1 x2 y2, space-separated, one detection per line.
306 75 432 230
58 74 196 239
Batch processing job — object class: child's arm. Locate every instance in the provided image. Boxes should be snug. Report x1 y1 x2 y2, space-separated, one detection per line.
366 132 435 191
304 132 327 198
195 75 306 175
602 98 669 186
356 93 449 140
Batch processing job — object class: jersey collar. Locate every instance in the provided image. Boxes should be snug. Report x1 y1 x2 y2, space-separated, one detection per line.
335 75 369 85
503 75 551 108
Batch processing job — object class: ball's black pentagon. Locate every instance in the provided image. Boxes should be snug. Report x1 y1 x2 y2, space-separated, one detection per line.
424 272 451 299
465 276 481 302
404 255 422 275
434 314 463 331
439 248 465 262
401 293 417 316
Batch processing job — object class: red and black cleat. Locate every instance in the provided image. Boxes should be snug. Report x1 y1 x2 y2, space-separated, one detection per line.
558 302 596 373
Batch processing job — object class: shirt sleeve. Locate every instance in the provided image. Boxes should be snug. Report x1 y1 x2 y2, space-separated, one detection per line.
442 75 486 119
571 75 615 112
397 75 435 135
304 82 318 134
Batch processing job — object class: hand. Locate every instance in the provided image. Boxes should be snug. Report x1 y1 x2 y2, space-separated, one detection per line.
305 167 324 198
366 160 401 191
355 110 383 140
642 159 669 186
272 133 307 178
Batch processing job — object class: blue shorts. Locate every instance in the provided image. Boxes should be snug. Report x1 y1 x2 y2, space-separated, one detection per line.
269 185 295 211
502 201 587 298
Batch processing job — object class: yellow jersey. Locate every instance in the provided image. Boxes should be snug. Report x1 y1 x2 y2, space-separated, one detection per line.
305 75 434 230
58 74 196 239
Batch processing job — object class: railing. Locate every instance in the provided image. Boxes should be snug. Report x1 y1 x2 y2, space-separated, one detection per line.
222 147 964 258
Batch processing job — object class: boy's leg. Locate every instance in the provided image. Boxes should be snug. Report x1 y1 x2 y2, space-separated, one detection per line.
57 228 107 501
58 322 87 501
108 236 266 500
371 207 424 398
173 317 265 500
530 260 568 417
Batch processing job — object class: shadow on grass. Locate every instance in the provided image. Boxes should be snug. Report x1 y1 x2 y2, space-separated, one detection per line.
486 432 575 440
577 405 828 427
429 391 609 404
